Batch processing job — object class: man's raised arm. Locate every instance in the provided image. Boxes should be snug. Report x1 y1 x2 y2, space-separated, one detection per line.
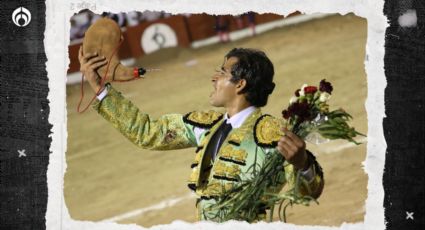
79 47 198 150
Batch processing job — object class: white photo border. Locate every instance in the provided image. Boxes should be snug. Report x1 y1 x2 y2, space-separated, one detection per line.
45 0 387 229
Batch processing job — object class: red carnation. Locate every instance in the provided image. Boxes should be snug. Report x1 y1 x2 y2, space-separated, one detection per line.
304 86 317 94
287 101 311 122
282 110 290 119
319 79 333 94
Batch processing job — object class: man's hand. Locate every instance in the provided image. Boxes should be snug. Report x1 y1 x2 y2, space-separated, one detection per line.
78 46 107 93
277 128 309 170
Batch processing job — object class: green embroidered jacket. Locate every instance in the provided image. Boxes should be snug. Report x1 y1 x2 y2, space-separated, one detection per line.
92 85 324 221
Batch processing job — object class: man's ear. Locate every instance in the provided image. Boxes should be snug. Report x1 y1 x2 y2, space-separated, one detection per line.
236 79 247 94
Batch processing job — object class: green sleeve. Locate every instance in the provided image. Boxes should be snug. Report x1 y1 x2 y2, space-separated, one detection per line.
283 150 324 199
92 85 198 150
261 148 324 199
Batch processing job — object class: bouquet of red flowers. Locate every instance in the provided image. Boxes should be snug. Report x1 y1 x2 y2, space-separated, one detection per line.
282 79 364 144
209 79 365 222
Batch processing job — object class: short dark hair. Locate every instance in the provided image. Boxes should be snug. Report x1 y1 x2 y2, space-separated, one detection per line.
225 48 275 107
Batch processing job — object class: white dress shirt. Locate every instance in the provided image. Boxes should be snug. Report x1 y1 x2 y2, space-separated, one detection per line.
193 106 256 145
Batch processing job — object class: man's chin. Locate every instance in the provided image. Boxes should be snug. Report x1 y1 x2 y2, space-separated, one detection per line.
209 99 221 108
209 101 218 107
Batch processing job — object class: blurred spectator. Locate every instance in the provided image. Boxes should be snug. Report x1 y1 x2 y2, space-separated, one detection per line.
140 10 163 22
236 12 256 35
102 12 127 27
70 18 82 40
126 11 142 27
89 12 101 25
161 12 172 18
215 12 257 42
70 10 100 41
215 16 230 42
70 10 176 41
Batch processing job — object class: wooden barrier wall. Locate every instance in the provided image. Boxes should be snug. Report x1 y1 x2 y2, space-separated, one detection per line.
68 13 298 73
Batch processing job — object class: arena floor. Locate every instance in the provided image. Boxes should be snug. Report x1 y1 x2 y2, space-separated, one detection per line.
65 14 368 227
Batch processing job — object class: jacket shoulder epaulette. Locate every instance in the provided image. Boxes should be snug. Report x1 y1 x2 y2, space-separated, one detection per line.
254 114 283 148
183 110 223 129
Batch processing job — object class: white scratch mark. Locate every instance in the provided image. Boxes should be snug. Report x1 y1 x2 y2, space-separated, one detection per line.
100 193 196 223
18 149 26 157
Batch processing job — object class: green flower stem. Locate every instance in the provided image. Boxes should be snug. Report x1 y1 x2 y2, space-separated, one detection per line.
209 98 365 222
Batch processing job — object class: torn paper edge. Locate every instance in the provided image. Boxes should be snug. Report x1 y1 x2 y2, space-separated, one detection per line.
45 0 387 229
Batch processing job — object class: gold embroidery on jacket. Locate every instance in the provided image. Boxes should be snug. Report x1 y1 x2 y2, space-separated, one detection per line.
225 165 241 178
184 110 223 128
214 162 227 177
213 161 241 180
194 152 202 163
254 115 283 147
199 181 234 197
233 150 247 163
189 167 200 184
187 119 225 189
92 86 196 150
227 132 244 145
218 145 248 165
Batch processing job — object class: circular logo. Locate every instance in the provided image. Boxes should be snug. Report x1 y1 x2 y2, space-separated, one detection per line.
141 23 178 54
12 7 31 27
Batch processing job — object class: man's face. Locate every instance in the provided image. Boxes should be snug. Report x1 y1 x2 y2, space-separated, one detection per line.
209 56 240 107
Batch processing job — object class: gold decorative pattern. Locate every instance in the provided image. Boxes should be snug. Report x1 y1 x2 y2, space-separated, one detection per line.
218 145 247 165
212 161 241 180
194 152 202 163
187 119 225 190
227 132 244 145
224 183 233 191
92 86 197 150
219 146 233 159
226 165 241 178
206 182 222 194
188 167 200 184
214 162 227 177
199 181 235 197
254 115 284 147
232 150 247 163
183 110 223 128
91 87 325 221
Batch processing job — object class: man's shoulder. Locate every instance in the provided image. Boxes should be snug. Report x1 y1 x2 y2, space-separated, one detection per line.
253 114 283 148
183 110 224 129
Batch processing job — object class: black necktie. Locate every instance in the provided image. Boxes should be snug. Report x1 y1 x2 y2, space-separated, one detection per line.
206 121 233 161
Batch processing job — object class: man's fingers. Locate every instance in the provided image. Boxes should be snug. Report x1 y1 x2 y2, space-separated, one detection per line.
78 46 83 61
278 143 294 160
82 52 99 63
281 128 304 148
280 137 297 153
277 142 288 157
87 56 106 66
91 60 108 70
277 139 295 157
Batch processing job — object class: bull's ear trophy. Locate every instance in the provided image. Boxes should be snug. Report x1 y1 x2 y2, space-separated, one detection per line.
77 17 146 113
83 17 144 81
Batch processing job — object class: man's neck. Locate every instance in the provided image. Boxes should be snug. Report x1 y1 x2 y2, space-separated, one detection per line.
225 106 257 129
226 103 252 118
